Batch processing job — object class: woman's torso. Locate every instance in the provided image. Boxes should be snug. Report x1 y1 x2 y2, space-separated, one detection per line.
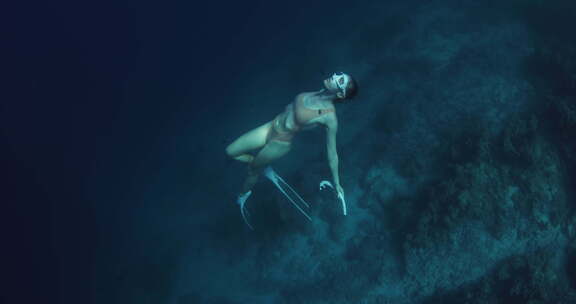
268 93 335 142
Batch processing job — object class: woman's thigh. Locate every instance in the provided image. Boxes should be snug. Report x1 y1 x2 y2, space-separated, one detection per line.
226 121 271 157
251 140 291 168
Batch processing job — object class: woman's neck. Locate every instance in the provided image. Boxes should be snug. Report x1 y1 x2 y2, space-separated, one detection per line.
315 89 337 101
309 90 336 108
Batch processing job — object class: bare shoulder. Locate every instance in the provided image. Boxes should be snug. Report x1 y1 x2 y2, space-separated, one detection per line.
295 91 316 102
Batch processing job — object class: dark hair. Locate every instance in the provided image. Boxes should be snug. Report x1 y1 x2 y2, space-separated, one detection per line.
343 76 358 100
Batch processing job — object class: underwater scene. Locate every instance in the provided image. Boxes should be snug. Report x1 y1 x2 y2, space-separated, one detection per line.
4 0 576 303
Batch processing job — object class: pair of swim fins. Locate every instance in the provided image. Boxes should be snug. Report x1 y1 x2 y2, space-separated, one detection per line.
237 166 311 230
237 166 347 229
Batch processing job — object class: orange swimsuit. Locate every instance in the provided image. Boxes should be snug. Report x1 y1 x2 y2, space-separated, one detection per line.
267 97 334 143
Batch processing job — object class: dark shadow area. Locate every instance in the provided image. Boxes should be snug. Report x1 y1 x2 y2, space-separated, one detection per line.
422 257 534 304
519 7 576 212
567 248 576 291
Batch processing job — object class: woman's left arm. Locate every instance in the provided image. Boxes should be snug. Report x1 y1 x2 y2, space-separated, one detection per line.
325 115 343 195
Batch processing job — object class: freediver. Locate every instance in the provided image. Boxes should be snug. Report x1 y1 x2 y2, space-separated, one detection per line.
225 72 359 229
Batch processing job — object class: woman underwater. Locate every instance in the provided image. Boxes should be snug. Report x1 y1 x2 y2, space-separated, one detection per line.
226 72 358 229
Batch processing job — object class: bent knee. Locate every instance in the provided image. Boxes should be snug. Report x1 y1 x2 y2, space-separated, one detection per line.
225 144 235 158
226 141 243 158
226 144 254 163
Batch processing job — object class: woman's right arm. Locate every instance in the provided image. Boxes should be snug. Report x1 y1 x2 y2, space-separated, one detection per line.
325 115 341 189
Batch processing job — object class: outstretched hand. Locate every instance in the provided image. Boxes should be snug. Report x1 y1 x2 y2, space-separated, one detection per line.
319 180 347 216
335 184 345 200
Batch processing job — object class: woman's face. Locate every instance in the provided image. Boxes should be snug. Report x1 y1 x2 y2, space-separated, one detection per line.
324 72 350 98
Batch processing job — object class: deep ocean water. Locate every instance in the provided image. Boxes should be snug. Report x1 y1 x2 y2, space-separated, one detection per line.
4 0 576 303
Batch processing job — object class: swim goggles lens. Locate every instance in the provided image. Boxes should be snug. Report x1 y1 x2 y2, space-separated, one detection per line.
332 72 348 95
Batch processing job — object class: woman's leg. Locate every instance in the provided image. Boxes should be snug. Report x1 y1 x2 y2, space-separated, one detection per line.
242 140 291 193
226 122 272 163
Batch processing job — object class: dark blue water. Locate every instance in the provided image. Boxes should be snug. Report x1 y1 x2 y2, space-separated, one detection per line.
3 0 576 303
